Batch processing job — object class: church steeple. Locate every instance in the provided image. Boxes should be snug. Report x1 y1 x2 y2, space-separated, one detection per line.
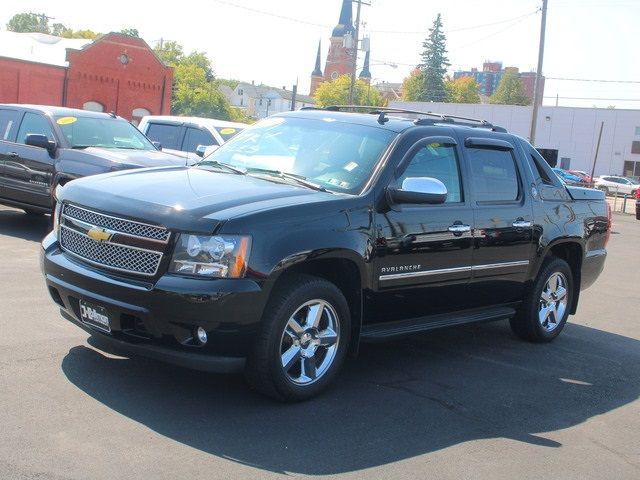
332 0 354 38
359 50 371 81
311 40 322 77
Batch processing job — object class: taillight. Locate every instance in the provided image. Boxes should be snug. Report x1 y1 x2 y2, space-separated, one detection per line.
635 189 640 200
604 203 612 246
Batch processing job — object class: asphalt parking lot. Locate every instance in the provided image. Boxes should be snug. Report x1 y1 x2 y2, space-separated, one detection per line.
0 205 638 480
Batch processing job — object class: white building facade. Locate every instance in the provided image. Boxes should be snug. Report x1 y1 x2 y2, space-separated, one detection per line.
224 82 315 119
391 101 640 177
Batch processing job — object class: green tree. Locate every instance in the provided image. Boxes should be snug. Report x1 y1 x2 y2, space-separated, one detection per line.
119 28 139 37
154 40 184 66
60 29 99 39
417 14 450 102
445 76 481 103
154 41 235 120
172 64 233 119
7 13 50 33
314 75 384 107
490 70 530 105
400 68 425 101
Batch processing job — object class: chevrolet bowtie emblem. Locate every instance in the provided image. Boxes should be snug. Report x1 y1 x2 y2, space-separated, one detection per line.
87 227 112 242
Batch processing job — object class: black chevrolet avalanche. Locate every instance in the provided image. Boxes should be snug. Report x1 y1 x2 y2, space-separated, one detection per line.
41 108 610 401
0 104 186 215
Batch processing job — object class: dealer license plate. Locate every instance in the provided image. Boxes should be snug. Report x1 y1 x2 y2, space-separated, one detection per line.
79 299 112 333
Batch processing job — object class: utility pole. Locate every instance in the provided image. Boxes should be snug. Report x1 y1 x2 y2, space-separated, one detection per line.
529 0 548 145
590 121 604 182
348 0 369 104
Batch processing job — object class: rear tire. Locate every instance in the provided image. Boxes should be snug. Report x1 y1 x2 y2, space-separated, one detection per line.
245 274 351 401
510 257 573 343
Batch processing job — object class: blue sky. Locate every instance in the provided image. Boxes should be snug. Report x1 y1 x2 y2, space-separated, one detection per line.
2 0 638 108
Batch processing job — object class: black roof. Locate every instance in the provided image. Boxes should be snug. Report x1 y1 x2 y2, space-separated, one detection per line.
0 104 120 120
276 107 508 134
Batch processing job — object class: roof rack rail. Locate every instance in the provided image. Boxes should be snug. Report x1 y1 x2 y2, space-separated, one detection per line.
300 105 507 132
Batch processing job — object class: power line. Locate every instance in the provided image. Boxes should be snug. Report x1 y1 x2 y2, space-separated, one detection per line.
544 96 640 101
368 11 538 35
546 77 640 84
209 0 329 28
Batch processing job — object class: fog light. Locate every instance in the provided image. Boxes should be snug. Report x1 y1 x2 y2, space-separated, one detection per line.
196 327 208 345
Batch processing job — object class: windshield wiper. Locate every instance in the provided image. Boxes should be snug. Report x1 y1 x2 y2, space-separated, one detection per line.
71 145 91 149
197 160 246 175
245 167 328 192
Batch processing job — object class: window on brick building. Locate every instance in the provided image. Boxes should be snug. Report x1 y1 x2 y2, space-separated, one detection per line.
632 141 640 154
83 101 104 112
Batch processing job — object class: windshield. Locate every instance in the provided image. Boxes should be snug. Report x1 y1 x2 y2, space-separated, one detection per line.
215 126 244 142
55 116 155 150
200 116 397 194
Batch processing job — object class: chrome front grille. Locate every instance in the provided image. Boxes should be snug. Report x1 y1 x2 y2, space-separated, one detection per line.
59 204 167 276
62 204 170 242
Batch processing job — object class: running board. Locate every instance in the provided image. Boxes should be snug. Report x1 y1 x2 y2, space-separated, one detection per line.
360 306 516 342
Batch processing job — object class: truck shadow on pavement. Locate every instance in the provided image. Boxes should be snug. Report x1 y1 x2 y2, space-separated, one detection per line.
61 321 639 475
0 208 51 242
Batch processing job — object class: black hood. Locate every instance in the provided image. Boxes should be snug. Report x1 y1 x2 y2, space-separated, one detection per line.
79 147 187 167
58 166 336 233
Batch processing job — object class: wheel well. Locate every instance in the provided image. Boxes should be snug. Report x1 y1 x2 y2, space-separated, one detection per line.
274 259 362 354
548 242 583 314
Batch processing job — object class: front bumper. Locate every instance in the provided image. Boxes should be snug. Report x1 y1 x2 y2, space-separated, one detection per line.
41 232 269 372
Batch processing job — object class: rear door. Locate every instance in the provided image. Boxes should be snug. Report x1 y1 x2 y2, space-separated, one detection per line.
373 134 475 322
4 111 57 208
461 134 535 306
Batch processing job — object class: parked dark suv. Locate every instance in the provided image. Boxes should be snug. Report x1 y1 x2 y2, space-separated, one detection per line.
42 107 610 401
0 105 186 215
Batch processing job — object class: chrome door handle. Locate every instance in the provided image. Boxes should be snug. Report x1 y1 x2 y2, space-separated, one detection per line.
8 152 19 158
512 220 532 228
448 224 471 233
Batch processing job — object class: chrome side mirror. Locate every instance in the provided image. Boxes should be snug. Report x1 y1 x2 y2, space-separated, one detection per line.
388 177 448 204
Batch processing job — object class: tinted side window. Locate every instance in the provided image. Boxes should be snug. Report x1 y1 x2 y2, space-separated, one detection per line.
16 112 55 144
398 143 463 203
467 148 519 202
183 127 216 152
146 123 182 150
0 109 20 141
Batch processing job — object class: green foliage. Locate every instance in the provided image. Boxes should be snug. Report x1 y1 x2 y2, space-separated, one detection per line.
154 41 235 121
60 29 99 39
401 68 425 101
490 71 530 106
417 14 450 102
217 78 241 90
119 28 139 37
154 41 184 67
314 75 384 107
445 76 481 104
6 13 48 33
6 12 98 38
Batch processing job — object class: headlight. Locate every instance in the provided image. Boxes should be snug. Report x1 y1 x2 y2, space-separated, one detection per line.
53 202 62 239
169 234 251 278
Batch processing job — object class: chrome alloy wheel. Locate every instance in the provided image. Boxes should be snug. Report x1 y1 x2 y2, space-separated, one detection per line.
538 272 569 332
279 299 340 385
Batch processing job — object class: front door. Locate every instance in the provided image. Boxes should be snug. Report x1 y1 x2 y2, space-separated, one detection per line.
373 136 474 323
4 112 57 208
0 108 22 198
461 134 535 306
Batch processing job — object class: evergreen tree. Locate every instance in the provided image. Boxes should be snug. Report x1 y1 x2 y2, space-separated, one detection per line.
490 70 530 105
417 14 450 102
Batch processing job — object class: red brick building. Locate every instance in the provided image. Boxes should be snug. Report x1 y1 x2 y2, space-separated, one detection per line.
0 31 172 122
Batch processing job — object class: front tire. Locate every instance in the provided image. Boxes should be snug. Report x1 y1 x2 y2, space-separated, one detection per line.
245 274 351 401
510 257 573 343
